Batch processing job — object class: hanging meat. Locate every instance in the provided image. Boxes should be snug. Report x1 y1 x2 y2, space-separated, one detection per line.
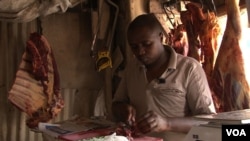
8 32 64 128
198 9 221 83
211 0 250 112
180 2 221 109
180 2 220 78
168 24 189 56
180 2 205 62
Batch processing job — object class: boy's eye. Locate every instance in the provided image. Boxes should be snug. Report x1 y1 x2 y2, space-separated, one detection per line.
129 41 152 49
142 41 152 47
130 44 138 49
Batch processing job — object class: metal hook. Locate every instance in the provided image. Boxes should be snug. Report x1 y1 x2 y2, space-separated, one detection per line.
37 18 43 35
90 0 105 58
206 0 217 15
199 0 204 9
106 0 119 52
198 0 217 15
163 3 176 28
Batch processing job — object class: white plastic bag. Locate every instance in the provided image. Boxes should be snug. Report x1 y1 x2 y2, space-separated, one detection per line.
0 0 83 22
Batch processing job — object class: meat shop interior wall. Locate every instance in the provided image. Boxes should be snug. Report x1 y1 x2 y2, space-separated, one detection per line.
42 12 105 117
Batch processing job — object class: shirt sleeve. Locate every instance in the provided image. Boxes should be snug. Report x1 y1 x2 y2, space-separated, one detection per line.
186 61 216 115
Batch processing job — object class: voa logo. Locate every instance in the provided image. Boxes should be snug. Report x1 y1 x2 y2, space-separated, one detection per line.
226 129 246 136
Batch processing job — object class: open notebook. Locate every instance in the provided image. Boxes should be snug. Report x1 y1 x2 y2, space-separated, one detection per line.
193 109 250 125
39 117 114 138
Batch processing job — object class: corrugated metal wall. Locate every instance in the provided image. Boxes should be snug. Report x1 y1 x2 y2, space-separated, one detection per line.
0 20 45 141
0 12 103 141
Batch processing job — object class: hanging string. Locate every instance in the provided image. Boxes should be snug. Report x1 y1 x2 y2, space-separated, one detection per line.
37 0 43 35
36 17 43 50
37 18 43 35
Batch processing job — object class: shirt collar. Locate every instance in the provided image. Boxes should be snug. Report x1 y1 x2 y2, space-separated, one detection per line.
164 45 177 70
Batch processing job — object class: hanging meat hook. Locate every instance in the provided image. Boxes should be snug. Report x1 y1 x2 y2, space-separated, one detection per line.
90 0 104 58
162 0 179 28
36 18 43 35
95 0 119 71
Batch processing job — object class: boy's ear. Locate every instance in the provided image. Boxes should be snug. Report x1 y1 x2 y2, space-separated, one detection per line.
159 32 164 41
159 32 168 45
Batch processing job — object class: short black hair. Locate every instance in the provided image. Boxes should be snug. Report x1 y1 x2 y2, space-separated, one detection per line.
127 13 163 33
